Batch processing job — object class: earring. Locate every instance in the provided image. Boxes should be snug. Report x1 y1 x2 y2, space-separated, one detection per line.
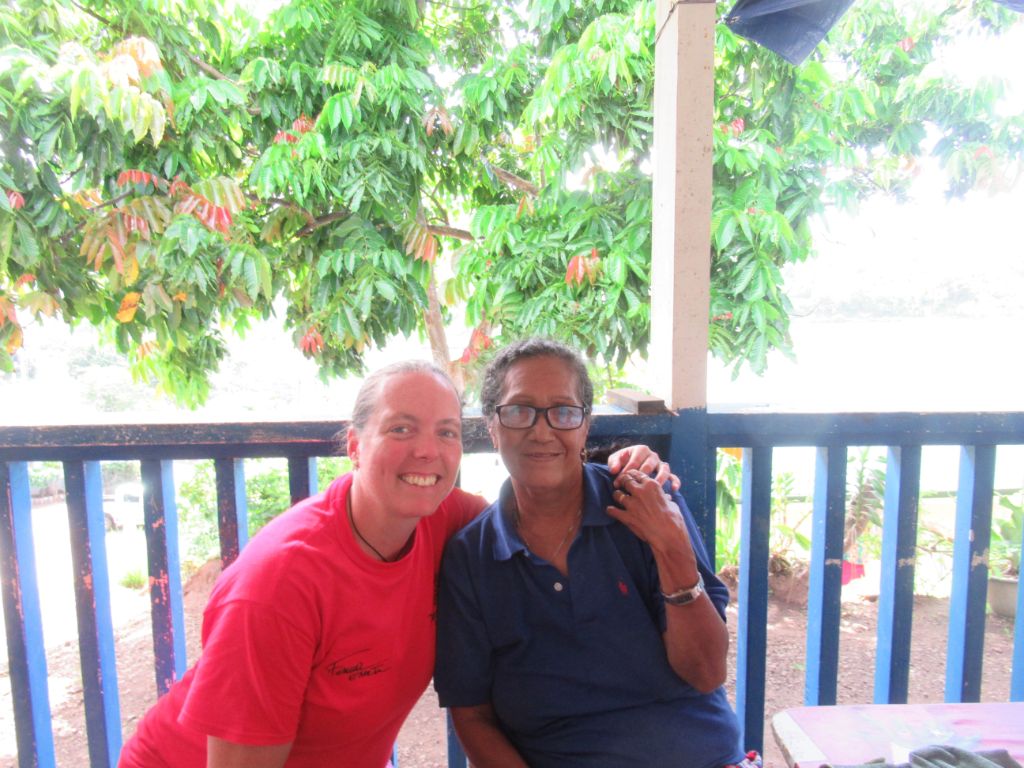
580 448 587 464
351 455 359 470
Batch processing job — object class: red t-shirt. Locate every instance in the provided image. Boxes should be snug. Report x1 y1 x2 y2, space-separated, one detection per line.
119 474 485 768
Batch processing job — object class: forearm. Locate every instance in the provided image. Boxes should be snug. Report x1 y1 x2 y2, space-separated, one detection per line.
652 542 730 692
606 472 729 692
451 705 529 768
207 736 291 768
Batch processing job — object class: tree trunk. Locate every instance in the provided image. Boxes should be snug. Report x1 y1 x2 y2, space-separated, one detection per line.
423 273 454 385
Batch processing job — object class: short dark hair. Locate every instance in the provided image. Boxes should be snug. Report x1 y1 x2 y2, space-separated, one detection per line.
480 338 593 416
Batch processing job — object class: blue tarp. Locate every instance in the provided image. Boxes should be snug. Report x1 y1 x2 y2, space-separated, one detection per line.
725 0 1023 66
723 0 858 65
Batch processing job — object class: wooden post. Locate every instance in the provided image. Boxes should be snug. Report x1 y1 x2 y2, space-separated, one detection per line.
652 0 716 529
651 0 715 411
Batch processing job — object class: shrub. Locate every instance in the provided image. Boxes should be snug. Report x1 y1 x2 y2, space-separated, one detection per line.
119 569 146 589
176 456 353 568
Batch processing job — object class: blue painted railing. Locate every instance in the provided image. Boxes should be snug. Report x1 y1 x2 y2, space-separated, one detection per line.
1 406 1022 767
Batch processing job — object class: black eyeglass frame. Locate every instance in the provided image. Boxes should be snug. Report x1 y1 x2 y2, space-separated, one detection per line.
493 404 590 430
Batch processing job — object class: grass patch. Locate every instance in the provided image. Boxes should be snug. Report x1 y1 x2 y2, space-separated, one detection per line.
119 569 145 590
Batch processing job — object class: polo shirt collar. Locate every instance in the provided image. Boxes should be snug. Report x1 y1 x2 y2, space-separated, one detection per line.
489 463 615 562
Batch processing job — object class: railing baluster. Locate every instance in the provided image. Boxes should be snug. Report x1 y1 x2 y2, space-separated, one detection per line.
875 444 922 703
214 458 248 568
702 441 720 564
446 708 467 768
288 456 318 505
0 461 56 768
64 460 122 767
946 444 996 702
1012 453 1024 701
1011 577 1024 701
671 408 713 546
737 446 772 754
805 445 847 705
140 459 187 695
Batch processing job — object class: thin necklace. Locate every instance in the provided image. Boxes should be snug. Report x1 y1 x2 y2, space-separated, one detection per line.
347 494 390 563
517 508 582 561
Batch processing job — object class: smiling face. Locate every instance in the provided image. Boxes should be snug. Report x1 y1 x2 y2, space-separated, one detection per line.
488 355 590 495
347 369 463 521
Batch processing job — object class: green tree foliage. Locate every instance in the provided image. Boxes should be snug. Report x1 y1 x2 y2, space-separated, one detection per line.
1 0 1021 402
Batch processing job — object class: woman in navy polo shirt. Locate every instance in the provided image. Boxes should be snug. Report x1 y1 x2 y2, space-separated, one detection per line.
435 338 746 768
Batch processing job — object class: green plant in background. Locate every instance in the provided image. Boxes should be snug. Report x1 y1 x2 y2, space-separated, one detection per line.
27 460 64 497
769 471 811 562
176 456 352 571
101 460 141 489
713 449 892 574
714 451 814 572
29 459 141 499
991 492 1023 578
176 460 219 569
714 448 743 573
845 448 886 563
119 568 146 589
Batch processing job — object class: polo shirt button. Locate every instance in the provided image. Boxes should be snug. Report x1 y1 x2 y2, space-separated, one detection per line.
553 582 564 592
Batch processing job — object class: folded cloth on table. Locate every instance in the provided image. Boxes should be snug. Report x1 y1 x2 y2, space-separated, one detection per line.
827 744 1023 768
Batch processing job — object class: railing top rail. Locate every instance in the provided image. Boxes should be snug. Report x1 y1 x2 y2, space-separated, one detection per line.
707 410 1024 447
1 410 1021 461
0 409 676 461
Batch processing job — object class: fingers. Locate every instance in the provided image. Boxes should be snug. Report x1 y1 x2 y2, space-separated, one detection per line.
616 469 659 499
610 446 653 478
651 461 679 491
632 453 661 477
608 446 676 492
606 446 630 474
607 472 681 544
668 472 681 492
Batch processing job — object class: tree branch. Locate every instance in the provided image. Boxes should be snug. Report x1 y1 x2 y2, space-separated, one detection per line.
490 165 539 196
251 194 317 226
427 225 474 241
186 55 261 115
296 210 352 237
87 191 133 212
423 187 451 224
424 275 452 374
70 0 116 29
187 54 233 83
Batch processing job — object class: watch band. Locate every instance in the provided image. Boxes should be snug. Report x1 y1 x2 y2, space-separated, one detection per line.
661 572 705 606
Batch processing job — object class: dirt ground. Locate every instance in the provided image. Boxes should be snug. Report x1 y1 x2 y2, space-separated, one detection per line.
4 560 1017 768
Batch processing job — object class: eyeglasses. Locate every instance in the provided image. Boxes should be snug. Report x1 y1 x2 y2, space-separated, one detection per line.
494 404 588 430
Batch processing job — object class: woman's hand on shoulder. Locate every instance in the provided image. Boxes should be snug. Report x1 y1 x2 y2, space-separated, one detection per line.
606 445 681 491
605 470 691 553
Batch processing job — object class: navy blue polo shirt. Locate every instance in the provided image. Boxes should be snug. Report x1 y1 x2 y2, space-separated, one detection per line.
435 464 742 768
